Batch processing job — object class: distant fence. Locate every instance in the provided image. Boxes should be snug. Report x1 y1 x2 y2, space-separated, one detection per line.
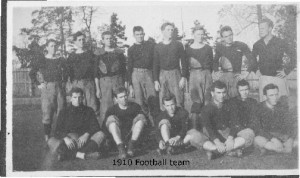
13 68 41 97
12 69 297 97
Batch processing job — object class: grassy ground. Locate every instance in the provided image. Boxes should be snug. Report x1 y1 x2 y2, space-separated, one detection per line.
12 90 298 172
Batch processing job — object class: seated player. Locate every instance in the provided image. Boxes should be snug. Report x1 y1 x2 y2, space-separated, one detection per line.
225 79 257 157
200 81 237 160
47 87 105 161
254 83 298 155
103 87 147 159
156 92 204 155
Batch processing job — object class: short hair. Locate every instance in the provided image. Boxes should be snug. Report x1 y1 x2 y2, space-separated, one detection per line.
73 31 86 41
113 86 128 98
101 31 113 39
220 26 233 37
192 26 205 34
69 87 84 96
45 39 57 47
161 22 175 31
259 18 274 28
263 83 279 95
236 79 250 90
211 80 227 92
162 93 176 105
133 26 144 33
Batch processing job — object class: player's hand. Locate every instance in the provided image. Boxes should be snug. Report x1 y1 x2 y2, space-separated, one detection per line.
215 140 226 153
168 136 181 146
129 85 135 98
77 133 89 149
276 70 286 79
213 71 223 81
154 81 160 91
179 77 187 90
38 83 46 90
235 71 249 81
225 137 234 152
96 89 102 99
63 137 76 150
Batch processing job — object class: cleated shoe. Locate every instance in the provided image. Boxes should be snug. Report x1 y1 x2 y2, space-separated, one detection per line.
85 152 101 160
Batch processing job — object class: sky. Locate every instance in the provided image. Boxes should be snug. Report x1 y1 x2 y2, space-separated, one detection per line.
12 2 261 49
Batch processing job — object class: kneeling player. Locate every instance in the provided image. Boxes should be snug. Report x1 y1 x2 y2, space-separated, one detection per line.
48 87 105 161
103 87 147 159
254 84 297 155
156 93 205 155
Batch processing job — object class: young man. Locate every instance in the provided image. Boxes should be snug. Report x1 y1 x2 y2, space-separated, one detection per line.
200 81 240 160
213 26 255 98
94 31 127 126
156 93 205 155
103 87 147 159
153 22 188 110
226 79 257 156
254 84 297 155
127 26 158 126
66 31 97 111
29 39 67 142
47 87 105 161
252 18 296 102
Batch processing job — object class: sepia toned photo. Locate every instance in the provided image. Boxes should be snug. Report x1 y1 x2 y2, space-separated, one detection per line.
6 1 299 176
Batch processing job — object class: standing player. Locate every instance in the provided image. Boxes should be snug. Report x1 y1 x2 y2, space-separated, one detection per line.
186 26 213 123
29 39 67 142
252 18 296 102
127 26 157 126
153 22 188 110
94 31 127 126
67 31 97 111
213 26 255 98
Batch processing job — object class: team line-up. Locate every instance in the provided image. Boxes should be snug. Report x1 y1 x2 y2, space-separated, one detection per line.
29 18 297 161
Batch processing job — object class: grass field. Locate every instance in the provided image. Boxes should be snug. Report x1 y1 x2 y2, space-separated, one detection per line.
12 90 298 173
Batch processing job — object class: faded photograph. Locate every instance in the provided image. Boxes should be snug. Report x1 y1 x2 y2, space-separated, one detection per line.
8 1 298 176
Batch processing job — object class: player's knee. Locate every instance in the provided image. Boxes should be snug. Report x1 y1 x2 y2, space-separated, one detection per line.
158 119 171 130
48 137 63 153
106 115 120 129
91 131 105 145
254 136 268 147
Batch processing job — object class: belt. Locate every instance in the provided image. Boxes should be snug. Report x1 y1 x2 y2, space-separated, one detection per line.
134 68 150 72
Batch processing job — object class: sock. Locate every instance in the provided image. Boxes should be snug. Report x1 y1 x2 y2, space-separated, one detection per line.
117 143 126 152
76 152 85 159
79 140 98 153
44 124 51 136
128 140 137 151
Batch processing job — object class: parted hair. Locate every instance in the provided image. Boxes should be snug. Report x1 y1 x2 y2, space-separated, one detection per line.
73 31 86 41
133 26 144 33
220 25 233 37
162 92 176 105
263 83 279 95
113 86 128 98
192 26 205 34
45 39 58 47
260 18 274 28
101 31 113 39
236 79 250 89
161 22 175 31
69 87 84 96
211 80 227 92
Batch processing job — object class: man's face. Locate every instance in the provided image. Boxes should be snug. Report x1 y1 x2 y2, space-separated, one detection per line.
238 85 250 100
46 41 57 56
265 88 279 106
193 29 204 43
134 30 145 43
259 22 272 39
71 92 84 107
221 30 233 46
115 92 128 107
103 34 113 47
74 35 85 49
162 25 174 39
211 88 226 103
163 99 176 116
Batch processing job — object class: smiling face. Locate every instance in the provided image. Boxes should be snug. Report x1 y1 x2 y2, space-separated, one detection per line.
221 30 233 46
74 35 85 49
133 30 145 44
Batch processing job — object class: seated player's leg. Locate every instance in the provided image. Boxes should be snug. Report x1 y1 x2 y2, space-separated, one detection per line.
184 129 208 150
235 128 255 149
106 115 126 159
76 131 106 160
254 135 268 155
283 137 294 153
159 119 171 143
